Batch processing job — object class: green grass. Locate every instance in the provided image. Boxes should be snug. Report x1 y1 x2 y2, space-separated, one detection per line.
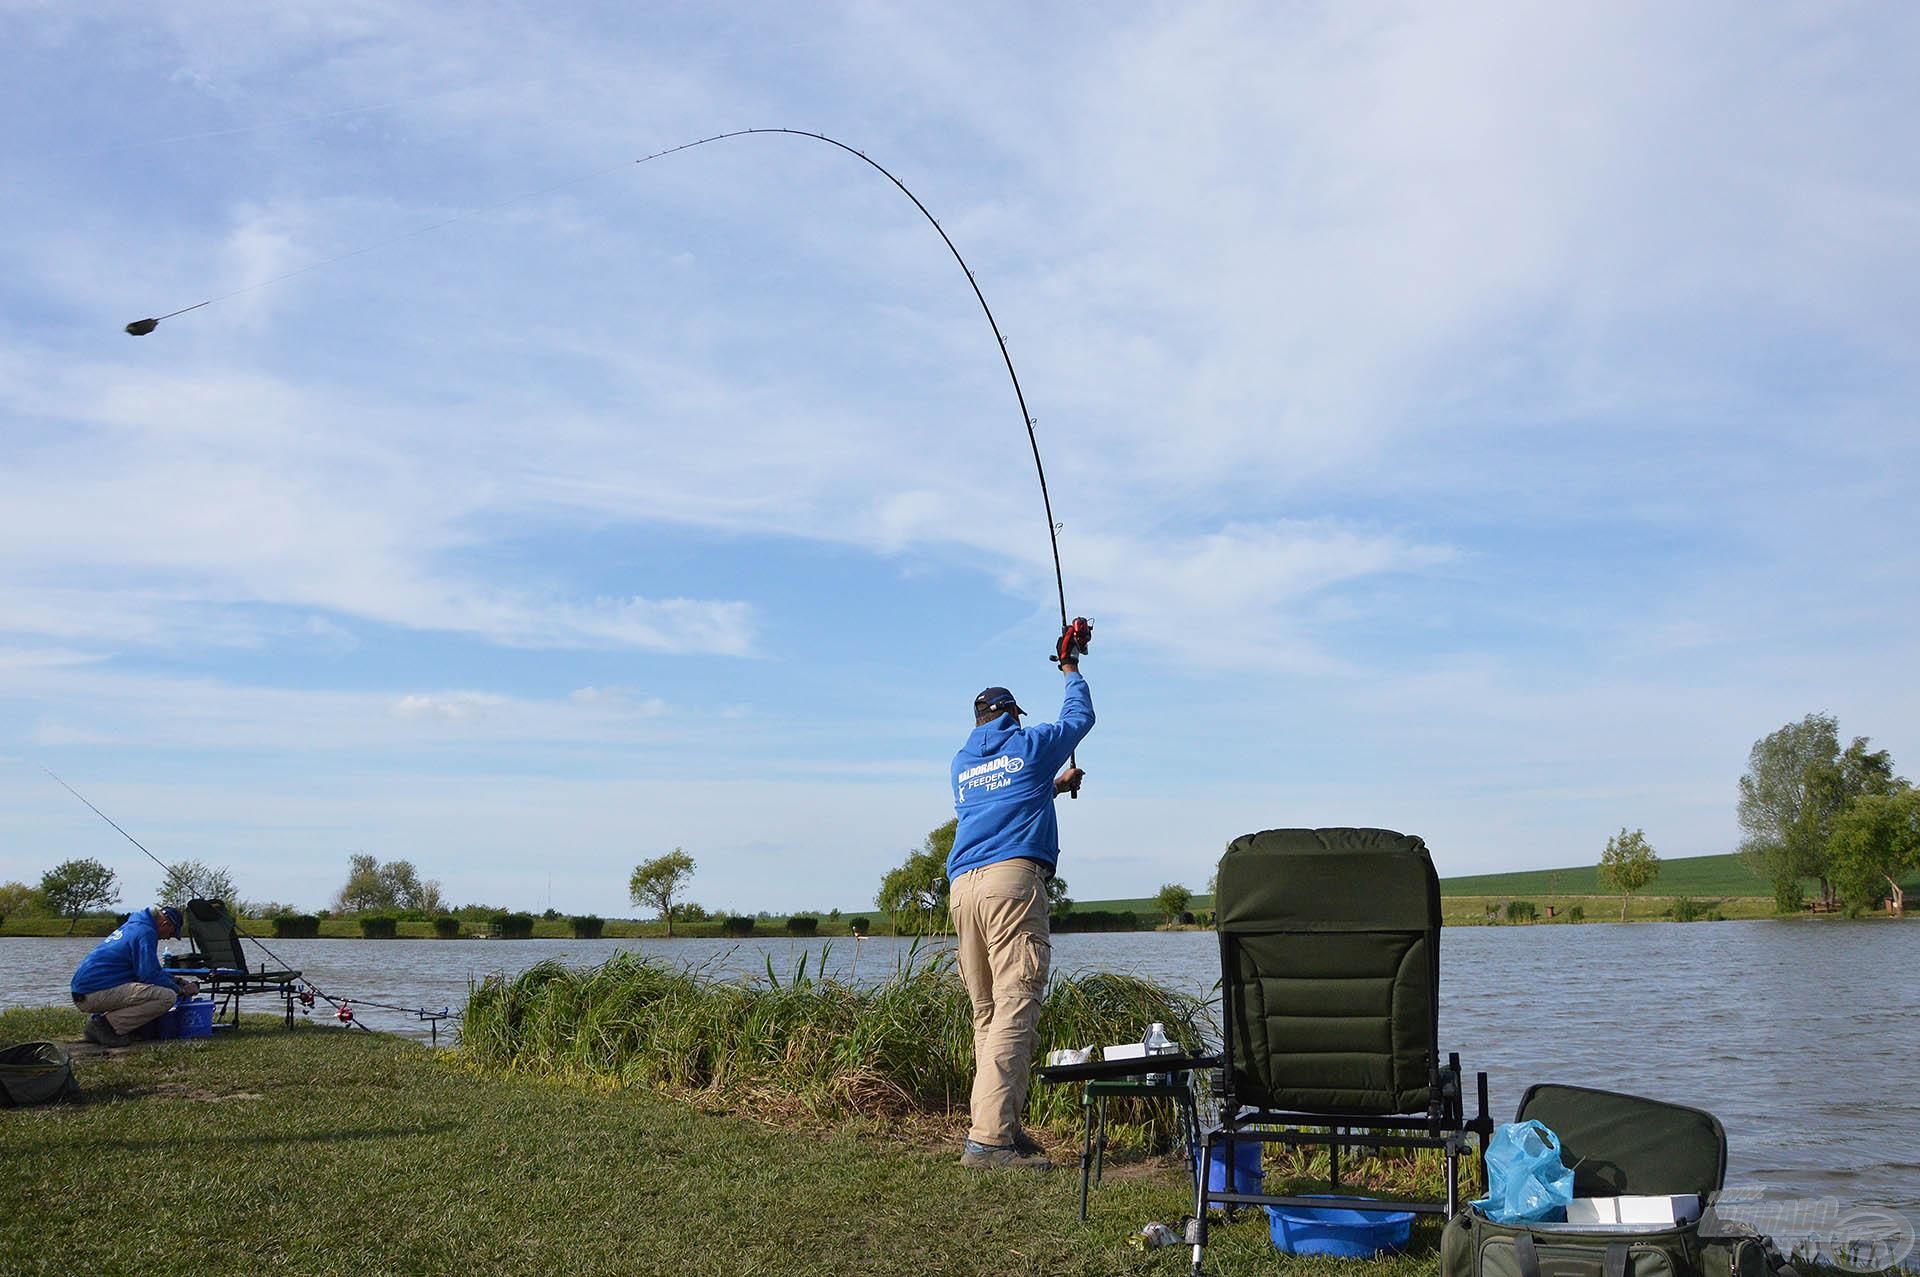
0 1005 1450 1276
1438 853 1769 898
460 946 1210 1142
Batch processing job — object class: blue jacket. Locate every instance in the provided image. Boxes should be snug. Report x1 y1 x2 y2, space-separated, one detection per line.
948 671 1094 879
71 910 176 997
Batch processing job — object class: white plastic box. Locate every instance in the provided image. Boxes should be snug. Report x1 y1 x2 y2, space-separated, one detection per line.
1566 1196 1701 1226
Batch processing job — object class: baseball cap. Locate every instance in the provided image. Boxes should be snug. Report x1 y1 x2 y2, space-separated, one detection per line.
159 906 183 933
973 686 1023 717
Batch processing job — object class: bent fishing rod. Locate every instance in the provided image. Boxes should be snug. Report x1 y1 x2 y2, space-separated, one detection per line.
40 764 395 1033
121 127 1088 778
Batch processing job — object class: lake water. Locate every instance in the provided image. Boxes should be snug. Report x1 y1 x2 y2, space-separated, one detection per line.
7 919 1914 1248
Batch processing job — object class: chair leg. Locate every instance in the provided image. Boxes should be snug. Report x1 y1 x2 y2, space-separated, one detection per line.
1191 1128 1216 1276
1330 1126 1341 1189
1079 1092 1096 1222
1094 1097 1109 1185
1181 1090 1200 1180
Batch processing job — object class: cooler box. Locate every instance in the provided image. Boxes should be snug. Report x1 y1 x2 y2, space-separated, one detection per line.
139 997 216 1040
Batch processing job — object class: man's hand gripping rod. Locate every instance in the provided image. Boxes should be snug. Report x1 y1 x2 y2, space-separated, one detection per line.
1051 617 1093 799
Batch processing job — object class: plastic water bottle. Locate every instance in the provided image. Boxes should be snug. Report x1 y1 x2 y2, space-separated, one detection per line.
1143 1022 1172 1084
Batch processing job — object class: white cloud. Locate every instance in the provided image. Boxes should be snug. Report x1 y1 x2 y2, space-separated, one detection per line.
3 1 1917 899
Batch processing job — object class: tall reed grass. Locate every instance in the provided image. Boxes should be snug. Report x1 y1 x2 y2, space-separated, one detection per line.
457 945 1210 1141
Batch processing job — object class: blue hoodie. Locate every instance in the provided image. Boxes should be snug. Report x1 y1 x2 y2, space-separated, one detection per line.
71 909 177 997
947 671 1094 879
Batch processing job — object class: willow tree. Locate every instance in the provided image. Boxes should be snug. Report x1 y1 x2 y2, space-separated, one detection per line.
877 819 954 935
1829 789 1919 918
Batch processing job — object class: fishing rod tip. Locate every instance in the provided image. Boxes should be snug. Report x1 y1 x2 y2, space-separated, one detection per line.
124 318 158 336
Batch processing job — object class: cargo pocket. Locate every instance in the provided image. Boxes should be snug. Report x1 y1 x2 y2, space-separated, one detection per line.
1012 928 1052 994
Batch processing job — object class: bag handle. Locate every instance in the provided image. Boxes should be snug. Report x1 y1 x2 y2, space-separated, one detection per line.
1513 1232 1630 1277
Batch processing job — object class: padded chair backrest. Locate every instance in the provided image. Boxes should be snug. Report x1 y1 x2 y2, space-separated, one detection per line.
1516 1084 1727 1198
185 898 247 972
1216 828 1440 1116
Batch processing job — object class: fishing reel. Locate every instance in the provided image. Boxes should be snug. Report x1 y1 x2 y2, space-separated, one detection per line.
1052 617 1093 666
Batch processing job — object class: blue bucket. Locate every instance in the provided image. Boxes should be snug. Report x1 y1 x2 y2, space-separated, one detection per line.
1264 1197 1415 1257
140 998 216 1041
1202 1139 1263 1195
175 997 215 1039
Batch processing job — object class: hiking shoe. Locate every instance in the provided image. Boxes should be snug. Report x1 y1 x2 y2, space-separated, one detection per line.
960 1139 1053 1171
1011 1129 1048 1158
84 1015 131 1048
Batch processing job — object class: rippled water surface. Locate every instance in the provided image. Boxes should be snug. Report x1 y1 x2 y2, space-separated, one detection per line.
6 919 1913 1222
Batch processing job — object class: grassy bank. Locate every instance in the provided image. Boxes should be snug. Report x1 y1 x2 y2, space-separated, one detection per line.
2 1005 1447 1277
461 949 1209 1140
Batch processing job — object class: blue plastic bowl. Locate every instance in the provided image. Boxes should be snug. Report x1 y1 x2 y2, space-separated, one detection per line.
1264 1197 1415 1257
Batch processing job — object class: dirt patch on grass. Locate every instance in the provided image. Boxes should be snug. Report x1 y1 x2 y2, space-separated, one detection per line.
142 1082 266 1102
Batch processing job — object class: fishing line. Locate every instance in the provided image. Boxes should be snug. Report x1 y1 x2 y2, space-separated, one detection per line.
121 127 1075 651
39 763 394 1034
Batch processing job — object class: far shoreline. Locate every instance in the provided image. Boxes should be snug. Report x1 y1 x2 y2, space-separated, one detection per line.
4 894 1911 941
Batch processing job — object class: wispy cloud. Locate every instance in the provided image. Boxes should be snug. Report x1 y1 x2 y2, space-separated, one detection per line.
3 2 1917 907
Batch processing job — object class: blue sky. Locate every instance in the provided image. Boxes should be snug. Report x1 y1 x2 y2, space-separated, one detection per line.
2 3 1916 915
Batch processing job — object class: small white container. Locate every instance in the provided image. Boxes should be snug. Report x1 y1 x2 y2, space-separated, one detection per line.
1566 1196 1701 1226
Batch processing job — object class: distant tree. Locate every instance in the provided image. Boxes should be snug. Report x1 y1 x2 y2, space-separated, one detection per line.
876 819 955 935
237 900 299 919
378 859 445 912
406 875 448 916
1598 828 1661 921
0 881 47 919
40 858 120 934
337 854 389 913
334 854 444 914
1738 714 1839 909
630 848 696 937
159 859 238 909
1047 875 1073 922
1828 788 1919 918
1155 883 1193 920
1736 715 1895 911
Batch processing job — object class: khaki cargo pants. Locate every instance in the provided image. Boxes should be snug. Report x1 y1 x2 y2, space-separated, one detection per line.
951 857 1052 1147
73 981 177 1034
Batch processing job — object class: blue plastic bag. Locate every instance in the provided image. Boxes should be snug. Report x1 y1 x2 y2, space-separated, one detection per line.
1472 1120 1575 1224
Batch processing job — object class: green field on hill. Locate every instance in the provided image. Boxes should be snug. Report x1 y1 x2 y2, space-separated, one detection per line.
1435 851 1766 898
1066 852 1919 916
1071 854 1765 915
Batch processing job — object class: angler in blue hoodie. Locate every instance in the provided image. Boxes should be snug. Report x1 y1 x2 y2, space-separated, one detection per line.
70 906 197 1047
947 644 1092 1170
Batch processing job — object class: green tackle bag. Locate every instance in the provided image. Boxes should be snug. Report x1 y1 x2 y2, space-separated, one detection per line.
1442 1085 1799 1277
0 1041 80 1107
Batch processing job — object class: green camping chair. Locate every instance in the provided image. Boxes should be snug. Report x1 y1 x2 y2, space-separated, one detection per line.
1188 828 1493 1274
164 898 303 1028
